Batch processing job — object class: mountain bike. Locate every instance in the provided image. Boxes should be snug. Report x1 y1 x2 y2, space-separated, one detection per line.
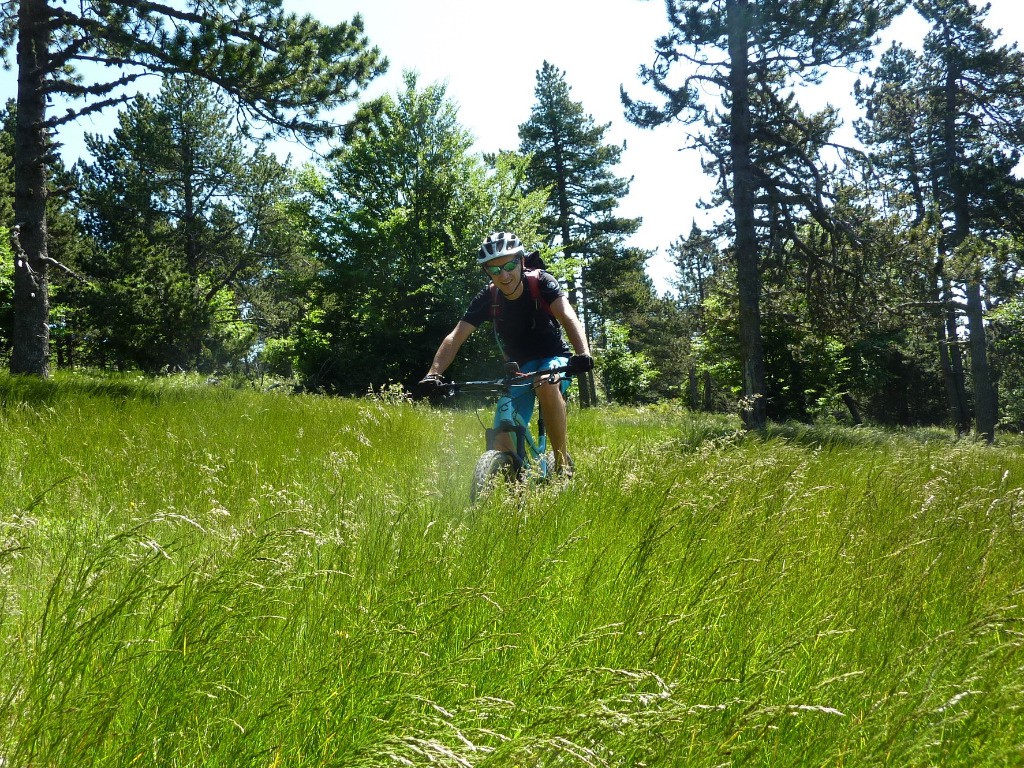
431 362 574 502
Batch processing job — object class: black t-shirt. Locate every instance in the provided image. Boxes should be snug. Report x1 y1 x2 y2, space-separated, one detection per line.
462 270 571 364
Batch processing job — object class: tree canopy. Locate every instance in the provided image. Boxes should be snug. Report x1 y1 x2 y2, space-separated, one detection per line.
624 0 905 428
74 76 302 372
856 0 1024 440
3 0 386 376
297 73 548 393
1 3 1022 436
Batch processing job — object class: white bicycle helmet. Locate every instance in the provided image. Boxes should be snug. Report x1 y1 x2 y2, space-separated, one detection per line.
476 231 525 264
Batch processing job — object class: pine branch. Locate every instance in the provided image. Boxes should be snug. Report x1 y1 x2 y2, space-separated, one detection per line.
42 255 94 286
9 225 42 291
45 90 142 128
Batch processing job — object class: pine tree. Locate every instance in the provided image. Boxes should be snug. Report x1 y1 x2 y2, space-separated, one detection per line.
624 0 903 429
3 0 386 376
857 0 1024 441
518 61 641 406
918 0 1024 442
855 44 972 432
76 76 302 372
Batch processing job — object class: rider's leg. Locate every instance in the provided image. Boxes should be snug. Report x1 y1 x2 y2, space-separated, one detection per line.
536 380 571 472
492 430 515 453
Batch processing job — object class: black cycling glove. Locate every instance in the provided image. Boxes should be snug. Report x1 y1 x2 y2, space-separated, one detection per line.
415 374 444 399
567 354 594 374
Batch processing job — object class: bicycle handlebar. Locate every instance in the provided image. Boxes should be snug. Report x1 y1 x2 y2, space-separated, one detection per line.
437 365 574 396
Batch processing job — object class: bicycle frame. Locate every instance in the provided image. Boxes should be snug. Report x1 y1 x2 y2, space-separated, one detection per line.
487 381 550 476
441 363 573 479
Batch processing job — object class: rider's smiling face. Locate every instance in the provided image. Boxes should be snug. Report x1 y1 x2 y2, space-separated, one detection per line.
485 256 522 295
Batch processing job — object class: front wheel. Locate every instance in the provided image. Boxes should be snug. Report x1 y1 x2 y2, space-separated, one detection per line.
471 450 520 503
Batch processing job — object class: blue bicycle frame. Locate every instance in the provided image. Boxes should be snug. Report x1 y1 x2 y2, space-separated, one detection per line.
487 377 554 477
442 363 574 481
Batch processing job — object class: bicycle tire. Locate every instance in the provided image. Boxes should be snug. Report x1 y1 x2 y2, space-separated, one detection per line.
471 450 519 503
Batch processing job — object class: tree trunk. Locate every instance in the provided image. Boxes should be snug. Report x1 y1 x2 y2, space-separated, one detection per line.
942 305 971 433
935 266 971 433
841 393 863 425
965 278 996 442
727 0 766 429
702 370 714 411
941 62 995 442
11 0 52 377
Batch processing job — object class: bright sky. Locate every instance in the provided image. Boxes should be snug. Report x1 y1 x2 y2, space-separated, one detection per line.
285 0 1019 292
286 0 709 291
4 1 1020 292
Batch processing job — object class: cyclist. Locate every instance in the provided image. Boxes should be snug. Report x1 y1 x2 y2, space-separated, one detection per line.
419 231 593 478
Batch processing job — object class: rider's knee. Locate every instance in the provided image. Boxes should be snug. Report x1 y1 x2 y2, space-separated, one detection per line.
535 381 562 401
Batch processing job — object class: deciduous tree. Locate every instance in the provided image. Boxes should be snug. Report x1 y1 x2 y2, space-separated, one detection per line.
302 74 547 393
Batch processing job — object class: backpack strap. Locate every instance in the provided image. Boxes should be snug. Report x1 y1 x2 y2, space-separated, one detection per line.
490 283 507 360
489 271 554 321
525 270 553 317
489 271 556 358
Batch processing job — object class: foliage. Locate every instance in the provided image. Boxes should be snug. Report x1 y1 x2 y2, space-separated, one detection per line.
1 106 15 359
74 76 303 373
856 0 1024 440
596 320 659 404
520 64 638 342
583 243 689 401
0 101 10 228
666 223 730 408
694 289 743 397
4 0 386 376
301 73 548 393
0 227 11 362
991 297 1024 431
258 336 298 379
518 61 640 283
1 2 387 139
519 62 642 406
1 4 1019 435
624 0 906 429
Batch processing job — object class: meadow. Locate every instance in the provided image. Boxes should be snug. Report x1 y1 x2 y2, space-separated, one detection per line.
1 372 1022 767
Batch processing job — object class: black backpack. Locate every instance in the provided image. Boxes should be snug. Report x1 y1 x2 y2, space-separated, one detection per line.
523 250 547 270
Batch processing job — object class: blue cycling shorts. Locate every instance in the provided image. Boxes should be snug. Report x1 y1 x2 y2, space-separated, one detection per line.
494 356 571 429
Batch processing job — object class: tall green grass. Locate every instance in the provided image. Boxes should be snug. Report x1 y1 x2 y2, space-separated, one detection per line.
1 371 1022 766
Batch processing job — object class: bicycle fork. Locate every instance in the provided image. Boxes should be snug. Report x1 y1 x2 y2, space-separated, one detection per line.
485 394 549 478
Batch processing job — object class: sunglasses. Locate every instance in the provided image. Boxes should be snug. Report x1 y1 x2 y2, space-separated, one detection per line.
483 259 520 275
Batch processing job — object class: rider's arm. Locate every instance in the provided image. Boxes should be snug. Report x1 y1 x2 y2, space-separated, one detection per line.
549 296 590 356
426 320 476 377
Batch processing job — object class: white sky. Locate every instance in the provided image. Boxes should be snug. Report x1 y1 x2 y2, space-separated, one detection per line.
285 0 710 291
4 1 1020 292
286 0 1019 292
